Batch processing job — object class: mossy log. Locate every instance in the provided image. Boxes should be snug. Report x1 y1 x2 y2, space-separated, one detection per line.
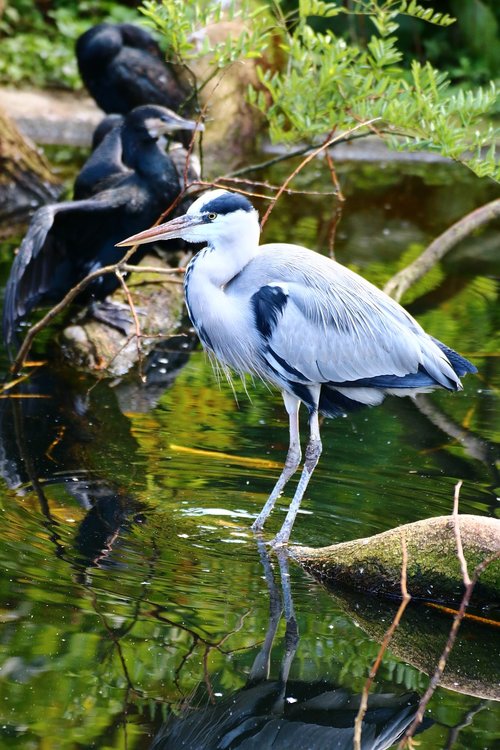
0 105 60 224
291 515 500 608
61 255 185 377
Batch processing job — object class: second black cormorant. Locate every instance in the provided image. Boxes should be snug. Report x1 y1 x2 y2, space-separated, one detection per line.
76 23 192 115
3 105 201 350
73 105 199 200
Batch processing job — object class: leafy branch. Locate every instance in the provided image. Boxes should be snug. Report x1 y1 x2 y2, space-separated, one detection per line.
142 0 498 180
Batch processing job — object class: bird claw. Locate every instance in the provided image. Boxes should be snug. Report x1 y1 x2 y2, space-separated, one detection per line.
268 534 289 549
89 300 145 335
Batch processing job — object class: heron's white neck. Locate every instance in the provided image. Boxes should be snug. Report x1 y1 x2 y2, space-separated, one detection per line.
193 213 261 287
184 212 262 369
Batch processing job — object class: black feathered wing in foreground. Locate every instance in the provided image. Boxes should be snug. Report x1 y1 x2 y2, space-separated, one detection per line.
2 185 143 349
152 685 421 750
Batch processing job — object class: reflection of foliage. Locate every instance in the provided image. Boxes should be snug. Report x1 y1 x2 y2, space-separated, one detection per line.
0 157 498 746
0 502 430 748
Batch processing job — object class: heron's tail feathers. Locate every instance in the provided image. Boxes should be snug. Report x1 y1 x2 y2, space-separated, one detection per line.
318 339 477 418
431 338 477 378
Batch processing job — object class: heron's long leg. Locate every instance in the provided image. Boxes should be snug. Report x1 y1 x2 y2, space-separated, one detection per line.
271 409 322 547
251 393 301 532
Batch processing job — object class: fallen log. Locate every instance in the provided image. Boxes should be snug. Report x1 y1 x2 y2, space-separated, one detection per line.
0 104 60 225
291 515 500 608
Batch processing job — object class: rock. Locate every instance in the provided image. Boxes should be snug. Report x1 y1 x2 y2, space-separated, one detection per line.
291 514 500 608
188 21 265 173
60 255 185 376
0 86 102 147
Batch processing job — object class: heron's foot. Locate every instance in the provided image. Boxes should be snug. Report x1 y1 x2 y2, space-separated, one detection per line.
268 532 290 549
251 517 265 532
89 300 145 335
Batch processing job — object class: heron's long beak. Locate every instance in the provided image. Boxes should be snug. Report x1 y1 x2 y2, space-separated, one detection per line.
116 214 203 247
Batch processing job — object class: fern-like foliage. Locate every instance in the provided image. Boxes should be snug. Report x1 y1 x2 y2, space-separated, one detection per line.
141 0 499 181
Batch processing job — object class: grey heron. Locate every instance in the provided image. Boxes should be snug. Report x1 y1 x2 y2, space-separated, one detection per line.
117 189 477 546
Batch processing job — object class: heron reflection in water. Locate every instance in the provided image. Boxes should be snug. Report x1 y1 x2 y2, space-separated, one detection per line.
152 542 424 749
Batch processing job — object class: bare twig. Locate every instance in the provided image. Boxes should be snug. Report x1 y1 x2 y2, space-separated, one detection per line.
10 243 142 374
225 129 387 179
353 533 411 750
325 147 345 202
452 481 471 586
217 175 338 197
260 118 380 228
122 264 185 275
384 198 500 302
399 552 499 747
399 481 498 746
114 270 145 382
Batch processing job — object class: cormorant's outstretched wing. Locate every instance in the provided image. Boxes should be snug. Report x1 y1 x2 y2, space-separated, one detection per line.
2 193 125 349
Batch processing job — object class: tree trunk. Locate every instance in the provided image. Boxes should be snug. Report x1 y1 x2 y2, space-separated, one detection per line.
0 105 60 226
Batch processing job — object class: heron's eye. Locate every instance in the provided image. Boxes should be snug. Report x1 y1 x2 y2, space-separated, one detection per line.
207 212 217 221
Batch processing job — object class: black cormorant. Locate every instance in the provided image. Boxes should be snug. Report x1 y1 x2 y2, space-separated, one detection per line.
76 23 192 115
73 105 199 200
2 105 201 350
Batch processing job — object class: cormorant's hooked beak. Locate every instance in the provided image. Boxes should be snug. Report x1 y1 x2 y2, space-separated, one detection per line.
116 214 204 247
145 113 204 138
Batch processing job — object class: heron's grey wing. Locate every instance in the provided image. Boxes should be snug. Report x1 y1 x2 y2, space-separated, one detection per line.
239 244 459 392
2 195 124 347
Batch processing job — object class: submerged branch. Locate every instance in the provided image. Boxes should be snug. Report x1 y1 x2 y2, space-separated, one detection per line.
259 119 380 227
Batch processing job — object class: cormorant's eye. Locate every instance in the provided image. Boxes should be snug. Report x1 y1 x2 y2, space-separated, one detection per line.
207 212 217 221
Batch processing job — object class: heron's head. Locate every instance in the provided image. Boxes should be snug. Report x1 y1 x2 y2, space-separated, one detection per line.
116 189 259 248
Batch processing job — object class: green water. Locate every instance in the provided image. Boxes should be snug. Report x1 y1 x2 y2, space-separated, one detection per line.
0 160 498 748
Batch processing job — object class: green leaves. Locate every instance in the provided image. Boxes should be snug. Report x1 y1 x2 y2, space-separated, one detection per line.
139 0 498 180
398 0 455 27
140 0 272 65
298 0 342 19
0 2 139 89
253 2 497 180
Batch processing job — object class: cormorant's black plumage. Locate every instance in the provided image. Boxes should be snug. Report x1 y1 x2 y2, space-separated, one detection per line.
3 106 191 351
76 23 192 115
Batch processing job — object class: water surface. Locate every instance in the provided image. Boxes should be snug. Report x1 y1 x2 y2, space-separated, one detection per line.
0 159 498 748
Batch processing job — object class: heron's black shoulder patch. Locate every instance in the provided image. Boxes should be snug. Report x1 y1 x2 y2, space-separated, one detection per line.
252 284 288 339
203 193 254 215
